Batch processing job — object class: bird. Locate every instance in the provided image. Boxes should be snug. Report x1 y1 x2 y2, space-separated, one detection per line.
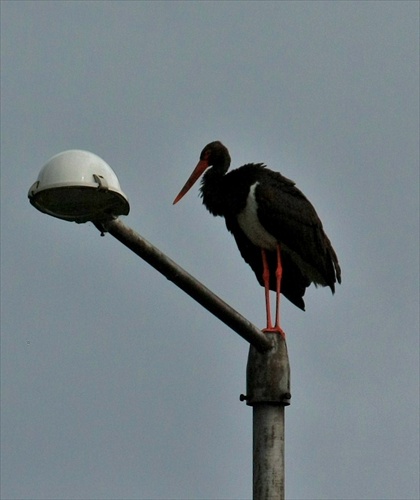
173 141 341 337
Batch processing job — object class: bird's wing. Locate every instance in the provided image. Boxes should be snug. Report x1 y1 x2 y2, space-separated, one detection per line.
256 171 341 290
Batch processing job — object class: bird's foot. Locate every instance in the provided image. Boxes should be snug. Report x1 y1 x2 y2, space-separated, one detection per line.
262 326 286 339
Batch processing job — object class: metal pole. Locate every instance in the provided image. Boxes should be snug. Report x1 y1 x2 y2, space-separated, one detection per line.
243 332 291 500
95 218 291 499
253 405 285 498
96 218 272 353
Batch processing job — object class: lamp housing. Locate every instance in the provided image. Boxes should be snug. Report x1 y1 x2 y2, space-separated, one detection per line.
28 150 130 223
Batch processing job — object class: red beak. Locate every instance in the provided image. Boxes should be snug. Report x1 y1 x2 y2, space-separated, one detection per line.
173 159 209 204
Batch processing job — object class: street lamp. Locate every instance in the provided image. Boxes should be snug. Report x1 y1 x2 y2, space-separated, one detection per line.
28 150 291 499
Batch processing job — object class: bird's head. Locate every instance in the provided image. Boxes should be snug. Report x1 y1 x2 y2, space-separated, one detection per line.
199 141 231 169
173 141 231 204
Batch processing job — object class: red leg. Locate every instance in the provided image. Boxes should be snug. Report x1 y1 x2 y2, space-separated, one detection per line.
274 244 285 337
261 249 274 331
262 245 286 338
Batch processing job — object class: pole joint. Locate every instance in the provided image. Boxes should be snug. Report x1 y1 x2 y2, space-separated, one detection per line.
244 333 291 406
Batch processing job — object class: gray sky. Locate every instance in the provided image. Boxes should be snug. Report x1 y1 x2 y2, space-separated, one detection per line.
1 1 419 499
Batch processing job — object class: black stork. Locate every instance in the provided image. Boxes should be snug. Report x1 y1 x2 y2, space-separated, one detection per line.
173 141 341 337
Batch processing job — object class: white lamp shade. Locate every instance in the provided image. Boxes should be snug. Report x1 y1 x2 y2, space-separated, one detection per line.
28 150 130 223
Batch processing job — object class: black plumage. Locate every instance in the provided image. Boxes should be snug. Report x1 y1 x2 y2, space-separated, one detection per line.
174 141 341 331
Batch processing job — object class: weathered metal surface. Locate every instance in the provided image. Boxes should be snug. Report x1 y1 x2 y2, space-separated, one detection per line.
253 405 285 500
246 333 291 406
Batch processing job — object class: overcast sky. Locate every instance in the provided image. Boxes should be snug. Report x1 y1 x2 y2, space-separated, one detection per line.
1 2 419 499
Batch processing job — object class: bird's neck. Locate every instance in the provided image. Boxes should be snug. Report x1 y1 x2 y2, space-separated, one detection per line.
200 167 228 216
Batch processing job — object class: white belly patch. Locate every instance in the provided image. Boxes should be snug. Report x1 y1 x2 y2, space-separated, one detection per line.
237 183 277 250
